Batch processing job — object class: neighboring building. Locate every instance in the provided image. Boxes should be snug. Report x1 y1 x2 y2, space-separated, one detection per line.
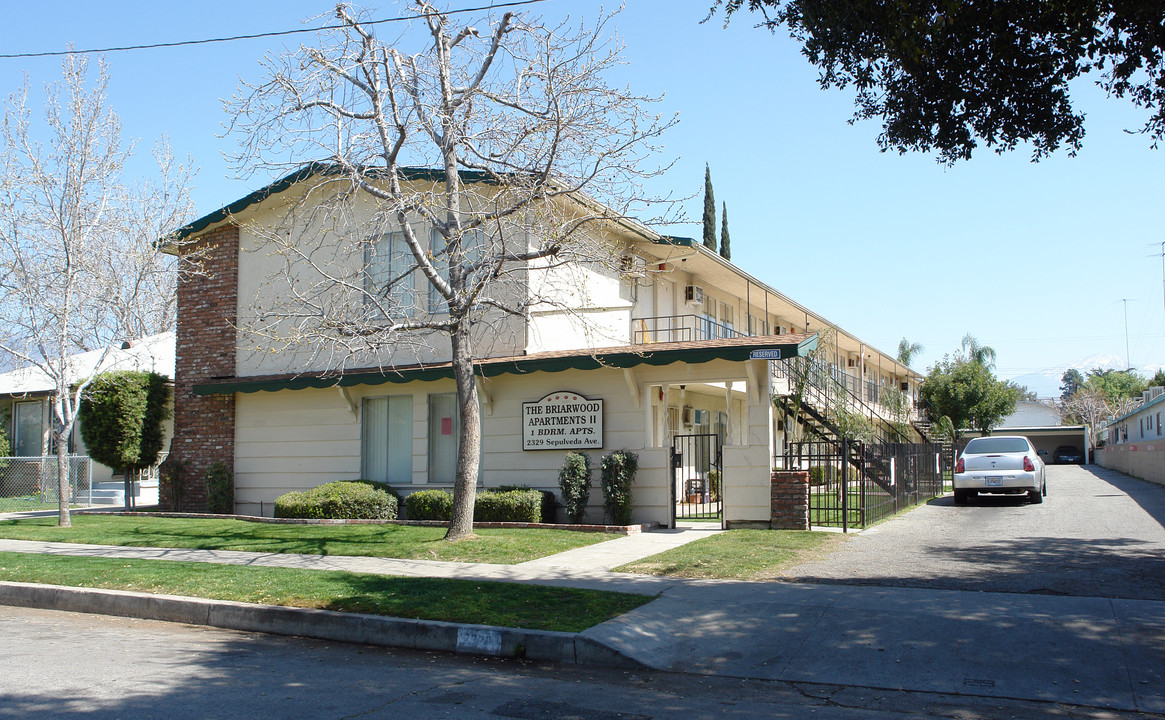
999 400 1062 428
0 332 176 485
962 400 1089 464
163 168 924 526
1098 386 1165 486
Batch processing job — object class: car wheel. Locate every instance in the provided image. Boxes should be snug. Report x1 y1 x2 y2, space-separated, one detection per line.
954 490 969 505
1028 488 1044 504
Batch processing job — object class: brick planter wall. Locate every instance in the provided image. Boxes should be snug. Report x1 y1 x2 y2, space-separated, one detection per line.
771 470 809 530
162 225 239 512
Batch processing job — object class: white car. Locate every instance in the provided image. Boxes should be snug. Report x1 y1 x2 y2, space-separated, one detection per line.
954 435 1047 505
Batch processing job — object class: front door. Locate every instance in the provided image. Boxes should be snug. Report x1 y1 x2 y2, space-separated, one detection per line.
671 433 723 528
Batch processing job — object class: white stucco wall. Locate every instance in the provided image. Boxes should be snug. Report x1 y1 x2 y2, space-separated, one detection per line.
231 357 775 526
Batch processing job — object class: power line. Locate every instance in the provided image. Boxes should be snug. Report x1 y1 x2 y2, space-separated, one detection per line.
0 0 549 60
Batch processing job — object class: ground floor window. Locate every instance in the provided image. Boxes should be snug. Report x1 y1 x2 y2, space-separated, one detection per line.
428 393 459 484
13 400 42 457
362 396 412 484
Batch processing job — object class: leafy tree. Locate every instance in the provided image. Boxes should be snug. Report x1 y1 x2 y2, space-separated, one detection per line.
79 371 171 509
1150 369 1165 387
1010 383 1039 402
920 355 1020 437
1083 368 1146 405
897 338 924 367
711 0 1165 163
1060 369 1084 401
703 163 717 249
719 201 731 260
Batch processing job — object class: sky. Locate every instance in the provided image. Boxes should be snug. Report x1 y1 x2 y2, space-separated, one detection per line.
2 1 1162 396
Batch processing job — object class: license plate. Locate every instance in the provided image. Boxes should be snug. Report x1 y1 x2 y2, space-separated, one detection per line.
985 476 1004 487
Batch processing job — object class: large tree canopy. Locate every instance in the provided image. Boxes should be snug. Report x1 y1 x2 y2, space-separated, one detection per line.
920 356 1021 436
713 0 1165 163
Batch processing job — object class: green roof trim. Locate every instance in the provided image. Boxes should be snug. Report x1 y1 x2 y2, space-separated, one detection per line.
167 163 508 244
192 335 818 396
654 235 695 247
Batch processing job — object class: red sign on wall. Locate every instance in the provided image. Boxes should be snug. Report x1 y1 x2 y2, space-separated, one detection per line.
441 417 453 436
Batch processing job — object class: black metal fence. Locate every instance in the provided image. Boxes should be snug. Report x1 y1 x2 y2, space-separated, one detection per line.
783 440 944 531
671 433 723 526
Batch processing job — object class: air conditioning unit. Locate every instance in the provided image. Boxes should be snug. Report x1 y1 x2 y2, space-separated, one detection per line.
900 382 910 392
684 285 704 305
619 254 646 277
682 405 694 425
682 406 707 426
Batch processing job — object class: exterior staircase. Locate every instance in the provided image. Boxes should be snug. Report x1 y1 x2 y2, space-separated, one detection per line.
89 479 159 508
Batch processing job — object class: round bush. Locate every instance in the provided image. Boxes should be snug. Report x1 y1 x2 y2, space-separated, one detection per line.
404 489 454 521
274 481 398 520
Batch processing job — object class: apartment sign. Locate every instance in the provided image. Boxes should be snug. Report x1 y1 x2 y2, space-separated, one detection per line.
523 391 603 450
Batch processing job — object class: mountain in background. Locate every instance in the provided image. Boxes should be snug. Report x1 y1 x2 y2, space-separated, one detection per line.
1008 353 1165 398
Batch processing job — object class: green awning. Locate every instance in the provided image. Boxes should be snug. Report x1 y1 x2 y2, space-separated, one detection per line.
192 334 818 396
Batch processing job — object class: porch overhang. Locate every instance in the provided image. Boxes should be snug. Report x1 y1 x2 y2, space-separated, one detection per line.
192 333 818 396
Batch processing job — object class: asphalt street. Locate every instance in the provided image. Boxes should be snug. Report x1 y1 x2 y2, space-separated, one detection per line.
2 605 1155 720
1 464 1163 717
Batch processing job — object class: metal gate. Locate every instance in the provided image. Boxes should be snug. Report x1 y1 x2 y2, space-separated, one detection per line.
671 433 723 527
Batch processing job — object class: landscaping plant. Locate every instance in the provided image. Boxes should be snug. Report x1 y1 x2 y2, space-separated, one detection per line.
601 449 638 526
205 462 234 515
274 481 398 520
558 452 592 523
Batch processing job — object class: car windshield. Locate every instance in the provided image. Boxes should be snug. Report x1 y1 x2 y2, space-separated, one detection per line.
964 437 1030 454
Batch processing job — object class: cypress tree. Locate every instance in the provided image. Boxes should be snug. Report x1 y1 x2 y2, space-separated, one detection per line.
702 163 716 249
719 201 731 260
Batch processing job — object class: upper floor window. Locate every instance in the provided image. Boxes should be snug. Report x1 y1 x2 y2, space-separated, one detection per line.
427 227 488 313
365 231 416 317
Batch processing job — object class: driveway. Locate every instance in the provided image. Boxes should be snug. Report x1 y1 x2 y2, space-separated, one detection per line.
780 464 1165 600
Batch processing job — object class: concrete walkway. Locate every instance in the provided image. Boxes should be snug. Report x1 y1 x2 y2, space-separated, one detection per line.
0 527 1162 714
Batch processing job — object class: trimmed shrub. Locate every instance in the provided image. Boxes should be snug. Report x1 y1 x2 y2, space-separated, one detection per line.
205 462 234 515
79 370 171 474
601 449 638 525
497 484 559 523
404 488 544 523
405 489 454 521
350 478 403 505
558 452 592 523
274 481 398 520
474 489 542 523
159 457 187 511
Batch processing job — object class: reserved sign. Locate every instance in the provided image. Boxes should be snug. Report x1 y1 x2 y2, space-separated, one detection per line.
522 391 603 450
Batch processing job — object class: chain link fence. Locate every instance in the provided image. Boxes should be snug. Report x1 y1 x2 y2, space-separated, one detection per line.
0 456 93 512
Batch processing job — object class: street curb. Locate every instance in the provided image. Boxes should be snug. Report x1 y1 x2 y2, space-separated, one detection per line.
0 581 645 669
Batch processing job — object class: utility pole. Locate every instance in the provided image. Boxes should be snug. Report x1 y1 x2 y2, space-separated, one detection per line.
1120 298 1132 371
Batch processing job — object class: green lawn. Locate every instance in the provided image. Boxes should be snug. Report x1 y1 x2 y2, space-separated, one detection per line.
0 496 74 513
0 551 650 632
615 529 843 580
0 515 614 565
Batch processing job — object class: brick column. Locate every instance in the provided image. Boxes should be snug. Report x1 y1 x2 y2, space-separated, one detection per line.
771 470 809 530
163 225 239 512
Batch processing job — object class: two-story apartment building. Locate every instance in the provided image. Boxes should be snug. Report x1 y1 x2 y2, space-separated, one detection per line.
165 167 922 527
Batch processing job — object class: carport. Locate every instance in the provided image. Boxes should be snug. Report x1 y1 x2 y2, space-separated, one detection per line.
964 425 1091 464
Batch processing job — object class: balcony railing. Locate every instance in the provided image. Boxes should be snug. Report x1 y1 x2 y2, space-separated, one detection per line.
632 314 745 345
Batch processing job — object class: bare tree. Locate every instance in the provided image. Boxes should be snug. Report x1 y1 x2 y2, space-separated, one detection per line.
227 2 675 540
1063 388 1110 450
0 54 195 526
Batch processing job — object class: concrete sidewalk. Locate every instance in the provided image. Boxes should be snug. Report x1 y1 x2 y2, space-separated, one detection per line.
0 529 1162 714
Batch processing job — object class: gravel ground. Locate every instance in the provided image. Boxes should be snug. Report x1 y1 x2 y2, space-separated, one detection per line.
780 464 1165 600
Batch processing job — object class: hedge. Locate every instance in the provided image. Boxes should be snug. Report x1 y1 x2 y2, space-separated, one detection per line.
274 481 398 520
403 488 542 523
